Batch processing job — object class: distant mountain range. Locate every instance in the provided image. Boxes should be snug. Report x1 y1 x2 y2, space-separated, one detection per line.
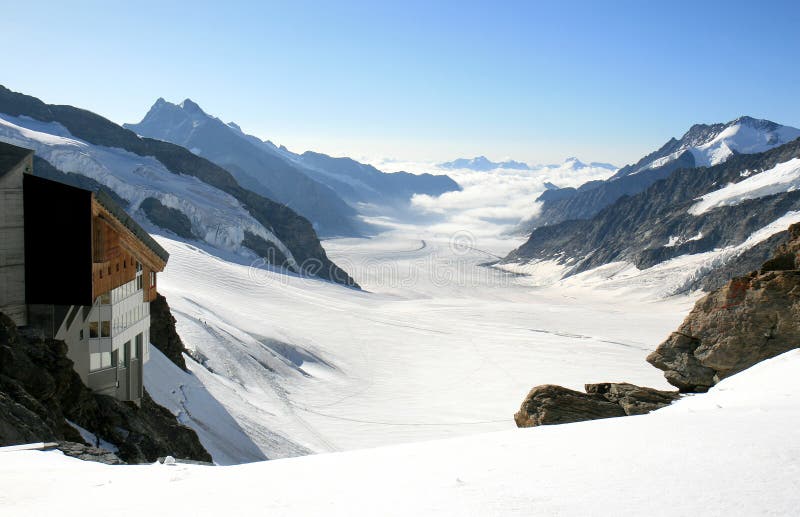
502 116 800 292
125 99 460 236
438 155 618 173
438 156 531 171
528 116 800 229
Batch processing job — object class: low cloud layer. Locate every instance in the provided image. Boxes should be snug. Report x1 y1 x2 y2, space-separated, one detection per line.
369 157 616 237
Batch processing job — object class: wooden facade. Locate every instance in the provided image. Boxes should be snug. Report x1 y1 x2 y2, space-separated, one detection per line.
90 198 166 302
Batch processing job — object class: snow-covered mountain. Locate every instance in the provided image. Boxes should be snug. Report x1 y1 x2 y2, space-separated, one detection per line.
612 116 800 179
529 116 800 229
124 98 361 236
0 85 357 287
501 136 800 293
125 99 460 231
438 156 531 171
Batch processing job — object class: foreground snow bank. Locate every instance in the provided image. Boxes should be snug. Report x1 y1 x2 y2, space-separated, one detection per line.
3 350 799 516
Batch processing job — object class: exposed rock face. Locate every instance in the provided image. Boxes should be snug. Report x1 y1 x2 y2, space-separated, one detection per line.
56 441 125 465
150 294 188 371
648 223 800 392
0 312 211 463
514 383 678 427
139 197 196 239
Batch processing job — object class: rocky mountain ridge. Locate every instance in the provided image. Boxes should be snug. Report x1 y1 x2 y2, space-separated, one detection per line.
125 97 460 231
124 97 362 236
527 116 800 229
502 137 800 290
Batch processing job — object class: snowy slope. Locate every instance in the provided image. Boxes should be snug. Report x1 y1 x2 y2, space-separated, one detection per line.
4 349 799 516
143 346 269 465
689 157 800 215
497 210 800 296
0 113 296 265
146 229 692 463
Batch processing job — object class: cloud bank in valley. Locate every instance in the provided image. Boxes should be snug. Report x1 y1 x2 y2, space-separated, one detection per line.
369 157 617 237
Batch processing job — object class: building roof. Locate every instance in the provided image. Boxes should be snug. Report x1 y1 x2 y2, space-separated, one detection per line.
93 189 169 263
0 141 33 178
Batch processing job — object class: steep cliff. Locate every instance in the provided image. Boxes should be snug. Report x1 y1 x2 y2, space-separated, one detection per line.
0 312 211 463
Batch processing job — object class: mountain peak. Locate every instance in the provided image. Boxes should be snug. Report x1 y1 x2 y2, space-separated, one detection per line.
729 115 780 132
562 157 587 168
179 98 204 114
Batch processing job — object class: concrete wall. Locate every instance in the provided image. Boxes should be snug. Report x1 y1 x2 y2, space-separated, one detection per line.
0 155 31 325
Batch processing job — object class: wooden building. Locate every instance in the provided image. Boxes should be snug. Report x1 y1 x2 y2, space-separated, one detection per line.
0 142 168 403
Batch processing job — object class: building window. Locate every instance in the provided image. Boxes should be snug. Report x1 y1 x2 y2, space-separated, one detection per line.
101 320 110 338
100 292 110 304
89 351 112 371
116 263 120 272
79 329 84 340
89 321 99 338
150 271 156 288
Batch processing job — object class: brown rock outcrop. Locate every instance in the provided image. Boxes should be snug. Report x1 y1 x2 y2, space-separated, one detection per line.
150 293 188 371
514 383 678 428
647 223 800 392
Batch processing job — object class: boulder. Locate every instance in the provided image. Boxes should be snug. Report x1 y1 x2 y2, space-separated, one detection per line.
514 385 626 427
514 382 680 428
648 223 800 392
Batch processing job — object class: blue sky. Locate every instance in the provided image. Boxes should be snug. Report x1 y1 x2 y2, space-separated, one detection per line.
3 1 799 166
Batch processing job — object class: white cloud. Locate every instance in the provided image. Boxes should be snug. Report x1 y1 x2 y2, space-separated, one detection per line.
369 157 617 237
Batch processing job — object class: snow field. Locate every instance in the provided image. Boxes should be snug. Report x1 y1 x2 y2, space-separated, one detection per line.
4 350 799 516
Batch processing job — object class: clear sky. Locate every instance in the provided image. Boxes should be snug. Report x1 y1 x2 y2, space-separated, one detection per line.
3 0 799 166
